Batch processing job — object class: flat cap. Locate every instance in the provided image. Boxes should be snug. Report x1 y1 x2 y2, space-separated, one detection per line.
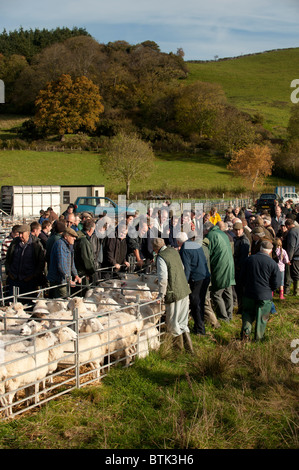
252 227 265 236
81 212 92 219
18 224 30 232
260 240 273 250
64 227 78 238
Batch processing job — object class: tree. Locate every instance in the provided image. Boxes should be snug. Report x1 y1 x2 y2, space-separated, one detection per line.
174 81 226 139
34 74 104 137
228 144 273 192
287 104 299 141
213 105 257 158
101 132 155 199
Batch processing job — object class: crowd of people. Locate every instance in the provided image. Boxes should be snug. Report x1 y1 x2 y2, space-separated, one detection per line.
0 197 298 349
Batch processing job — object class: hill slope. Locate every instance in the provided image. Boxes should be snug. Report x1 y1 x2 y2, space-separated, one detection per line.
186 48 299 137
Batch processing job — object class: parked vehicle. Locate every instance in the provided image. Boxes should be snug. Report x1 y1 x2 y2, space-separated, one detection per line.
281 192 299 205
74 196 135 218
255 193 278 212
275 186 296 200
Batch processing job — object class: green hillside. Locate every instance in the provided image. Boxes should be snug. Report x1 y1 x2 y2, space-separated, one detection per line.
0 150 296 199
186 48 299 137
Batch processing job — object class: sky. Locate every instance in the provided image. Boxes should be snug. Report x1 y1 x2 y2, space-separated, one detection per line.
0 0 299 60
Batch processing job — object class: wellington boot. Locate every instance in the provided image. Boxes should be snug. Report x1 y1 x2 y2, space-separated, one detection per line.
172 334 184 351
293 281 299 296
279 289 285 300
182 331 194 354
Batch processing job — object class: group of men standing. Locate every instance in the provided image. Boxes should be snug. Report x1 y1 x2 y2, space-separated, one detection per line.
2 211 98 301
1 200 298 349
152 205 298 352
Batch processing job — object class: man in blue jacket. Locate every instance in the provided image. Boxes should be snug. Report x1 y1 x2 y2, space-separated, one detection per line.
178 231 211 336
240 240 280 341
47 227 81 298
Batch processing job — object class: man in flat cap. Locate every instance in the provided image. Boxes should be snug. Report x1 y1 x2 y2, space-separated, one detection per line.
47 226 81 298
240 240 280 341
5 223 45 298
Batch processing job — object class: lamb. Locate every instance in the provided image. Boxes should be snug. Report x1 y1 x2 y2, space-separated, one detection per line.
80 311 144 366
47 326 77 379
139 302 162 325
67 296 98 315
0 307 22 329
141 322 161 351
0 364 8 409
57 322 106 378
46 300 69 313
2 347 43 416
19 320 46 336
1 333 33 353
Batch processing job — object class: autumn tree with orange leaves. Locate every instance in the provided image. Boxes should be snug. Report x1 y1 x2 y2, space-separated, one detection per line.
34 74 104 137
228 144 274 193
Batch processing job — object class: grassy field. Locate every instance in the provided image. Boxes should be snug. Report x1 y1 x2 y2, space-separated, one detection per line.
0 149 297 199
0 293 298 449
186 48 299 137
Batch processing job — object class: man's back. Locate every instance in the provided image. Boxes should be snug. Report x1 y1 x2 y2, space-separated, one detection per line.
180 240 210 282
241 252 280 301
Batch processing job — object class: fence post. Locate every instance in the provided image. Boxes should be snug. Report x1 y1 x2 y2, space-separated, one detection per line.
74 307 80 388
13 285 19 304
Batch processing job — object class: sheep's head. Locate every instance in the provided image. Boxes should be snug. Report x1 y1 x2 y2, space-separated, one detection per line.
57 326 77 342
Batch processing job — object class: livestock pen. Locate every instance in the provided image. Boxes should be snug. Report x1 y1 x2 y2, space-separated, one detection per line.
0 268 165 419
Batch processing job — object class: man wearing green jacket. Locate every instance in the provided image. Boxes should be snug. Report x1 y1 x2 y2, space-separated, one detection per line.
153 237 193 353
203 222 235 322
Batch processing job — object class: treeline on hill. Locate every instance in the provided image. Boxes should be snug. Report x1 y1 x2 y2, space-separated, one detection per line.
0 27 298 181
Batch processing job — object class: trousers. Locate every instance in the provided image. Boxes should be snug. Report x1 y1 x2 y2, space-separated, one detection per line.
189 277 210 335
241 296 272 340
165 295 190 337
211 286 234 322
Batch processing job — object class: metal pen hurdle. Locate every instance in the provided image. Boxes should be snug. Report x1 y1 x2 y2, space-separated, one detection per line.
0 266 165 419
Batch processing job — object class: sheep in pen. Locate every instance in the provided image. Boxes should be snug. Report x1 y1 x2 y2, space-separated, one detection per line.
0 273 165 418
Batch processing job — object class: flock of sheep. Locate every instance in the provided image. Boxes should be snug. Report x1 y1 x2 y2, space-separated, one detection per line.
0 274 164 418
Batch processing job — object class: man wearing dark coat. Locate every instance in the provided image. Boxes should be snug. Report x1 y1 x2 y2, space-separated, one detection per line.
5 224 45 298
178 232 210 336
240 241 281 341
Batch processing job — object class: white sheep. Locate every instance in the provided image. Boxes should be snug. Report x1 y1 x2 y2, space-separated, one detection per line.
57 322 105 379
67 296 98 315
1 333 33 353
0 363 8 409
141 322 161 351
3 350 39 416
19 320 46 336
80 311 143 367
46 326 77 379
